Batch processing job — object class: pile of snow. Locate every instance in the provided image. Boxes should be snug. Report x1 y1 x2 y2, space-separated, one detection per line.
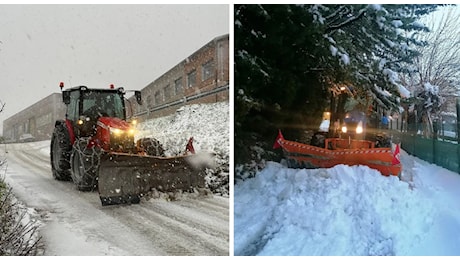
234 151 460 255
136 101 229 196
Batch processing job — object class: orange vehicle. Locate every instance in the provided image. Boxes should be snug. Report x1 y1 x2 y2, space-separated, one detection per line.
273 130 402 177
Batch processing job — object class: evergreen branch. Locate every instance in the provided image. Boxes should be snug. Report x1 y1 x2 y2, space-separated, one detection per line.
325 7 367 33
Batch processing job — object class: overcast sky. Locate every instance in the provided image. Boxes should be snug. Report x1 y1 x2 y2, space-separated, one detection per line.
0 4 229 134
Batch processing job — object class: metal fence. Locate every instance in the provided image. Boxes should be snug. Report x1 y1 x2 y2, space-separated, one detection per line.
393 98 459 173
394 132 459 173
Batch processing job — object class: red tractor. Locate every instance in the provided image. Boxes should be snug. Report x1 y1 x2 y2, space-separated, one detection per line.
50 83 206 205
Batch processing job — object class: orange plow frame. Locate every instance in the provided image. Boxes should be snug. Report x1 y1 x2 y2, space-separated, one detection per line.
273 130 401 177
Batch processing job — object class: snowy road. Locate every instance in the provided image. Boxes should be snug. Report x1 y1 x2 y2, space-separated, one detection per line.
2 141 229 256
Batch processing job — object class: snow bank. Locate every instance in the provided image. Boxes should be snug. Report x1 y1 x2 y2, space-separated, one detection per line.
136 102 228 157
234 161 438 256
136 101 229 196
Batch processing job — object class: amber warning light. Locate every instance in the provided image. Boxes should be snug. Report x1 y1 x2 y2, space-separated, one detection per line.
110 84 114 89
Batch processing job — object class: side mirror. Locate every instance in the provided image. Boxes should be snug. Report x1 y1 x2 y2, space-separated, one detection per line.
135 91 142 105
62 91 71 104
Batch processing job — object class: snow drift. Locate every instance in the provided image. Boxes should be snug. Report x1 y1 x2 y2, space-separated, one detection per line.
136 101 229 196
234 151 460 256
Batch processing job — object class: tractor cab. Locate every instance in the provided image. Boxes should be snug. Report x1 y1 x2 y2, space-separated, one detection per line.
61 85 136 138
311 84 375 147
341 109 366 139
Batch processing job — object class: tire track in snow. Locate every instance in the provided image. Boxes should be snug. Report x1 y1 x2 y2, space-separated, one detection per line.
174 195 229 220
6 143 51 176
104 199 229 255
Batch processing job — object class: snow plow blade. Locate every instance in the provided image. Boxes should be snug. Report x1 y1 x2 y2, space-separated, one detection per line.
273 130 402 177
98 152 208 206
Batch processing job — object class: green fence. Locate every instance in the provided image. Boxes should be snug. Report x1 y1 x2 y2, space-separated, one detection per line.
393 98 459 173
394 132 459 173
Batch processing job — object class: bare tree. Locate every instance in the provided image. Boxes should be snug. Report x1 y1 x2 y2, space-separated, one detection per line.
400 6 460 136
405 6 460 109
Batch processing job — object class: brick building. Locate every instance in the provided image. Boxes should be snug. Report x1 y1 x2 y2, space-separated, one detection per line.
3 34 229 141
131 34 229 120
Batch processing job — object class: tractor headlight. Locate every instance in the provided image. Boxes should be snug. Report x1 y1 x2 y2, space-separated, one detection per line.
128 128 136 136
77 116 90 125
356 121 364 134
341 125 347 133
110 127 123 136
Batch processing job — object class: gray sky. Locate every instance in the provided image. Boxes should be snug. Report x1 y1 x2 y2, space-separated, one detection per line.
0 4 229 134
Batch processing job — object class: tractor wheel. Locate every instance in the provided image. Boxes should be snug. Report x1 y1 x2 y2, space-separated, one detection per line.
70 139 100 191
138 137 165 156
50 122 72 181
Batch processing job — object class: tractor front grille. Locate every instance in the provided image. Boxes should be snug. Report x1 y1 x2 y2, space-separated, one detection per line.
109 133 135 153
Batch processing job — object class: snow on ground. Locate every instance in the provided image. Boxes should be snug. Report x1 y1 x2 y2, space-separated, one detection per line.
1 101 230 255
234 149 460 256
136 101 229 196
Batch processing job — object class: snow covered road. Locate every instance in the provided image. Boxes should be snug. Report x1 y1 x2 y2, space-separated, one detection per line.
3 141 229 256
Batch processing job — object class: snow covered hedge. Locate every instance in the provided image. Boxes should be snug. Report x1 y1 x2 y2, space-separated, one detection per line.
0 161 44 256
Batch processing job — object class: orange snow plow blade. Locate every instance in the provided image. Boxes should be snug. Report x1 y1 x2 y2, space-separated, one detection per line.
273 130 401 177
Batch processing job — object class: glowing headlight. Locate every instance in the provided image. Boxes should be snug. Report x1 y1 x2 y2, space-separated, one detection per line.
128 128 136 136
110 127 123 136
356 121 363 134
341 125 347 133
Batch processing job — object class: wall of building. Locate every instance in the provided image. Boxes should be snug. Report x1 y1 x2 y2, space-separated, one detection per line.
132 34 229 122
3 93 66 142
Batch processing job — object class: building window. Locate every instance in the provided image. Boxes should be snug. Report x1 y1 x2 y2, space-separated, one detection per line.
164 84 172 100
175 77 183 94
202 59 215 81
187 70 196 88
154 90 162 104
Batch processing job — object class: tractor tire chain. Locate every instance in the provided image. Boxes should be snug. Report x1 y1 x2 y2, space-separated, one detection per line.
70 138 102 191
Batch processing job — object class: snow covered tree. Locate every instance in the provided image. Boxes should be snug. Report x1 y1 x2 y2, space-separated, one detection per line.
234 4 440 165
399 6 460 136
410 6 460 106
311 4 441 109
235 5 329 128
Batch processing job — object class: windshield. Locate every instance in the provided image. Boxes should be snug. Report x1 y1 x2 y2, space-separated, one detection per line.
81 91 125 119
